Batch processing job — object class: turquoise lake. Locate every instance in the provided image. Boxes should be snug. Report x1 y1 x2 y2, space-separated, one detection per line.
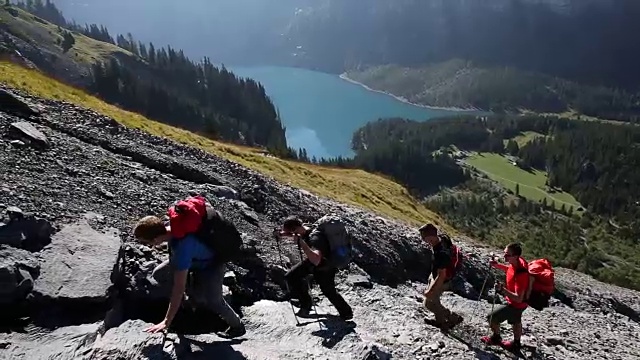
230 66 476 159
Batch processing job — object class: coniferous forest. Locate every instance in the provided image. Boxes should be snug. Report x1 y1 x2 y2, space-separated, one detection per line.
11 0 290 153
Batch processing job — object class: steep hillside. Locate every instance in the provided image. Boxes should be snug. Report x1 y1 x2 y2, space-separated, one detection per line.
0 60 449 231
0 3 131 87
344 61 640 122
1 4 288 151
1 83 640 360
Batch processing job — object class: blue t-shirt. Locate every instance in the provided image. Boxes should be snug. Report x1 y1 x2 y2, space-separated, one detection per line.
169 235 214 271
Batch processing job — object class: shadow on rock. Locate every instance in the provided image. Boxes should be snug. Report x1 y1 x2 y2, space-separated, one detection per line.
174 336 247 360
119 298 232 335
310 316 357 349
444 329 501 360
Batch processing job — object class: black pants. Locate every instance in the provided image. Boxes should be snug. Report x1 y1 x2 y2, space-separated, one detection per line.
285 259 353 318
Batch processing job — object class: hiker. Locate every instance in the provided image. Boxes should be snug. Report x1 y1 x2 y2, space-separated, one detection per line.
133 195 246 338
420 223 464 331
481 242 530 351
277 215 354 321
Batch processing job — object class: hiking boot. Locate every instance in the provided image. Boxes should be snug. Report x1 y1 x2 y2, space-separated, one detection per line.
296 307 312 317
340 312 353 321
216 324 246 339
501 340 521 351
480 334 502 346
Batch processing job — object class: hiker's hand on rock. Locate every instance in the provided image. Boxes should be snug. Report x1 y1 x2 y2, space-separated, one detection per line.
143 319 168 334
489 259 498 268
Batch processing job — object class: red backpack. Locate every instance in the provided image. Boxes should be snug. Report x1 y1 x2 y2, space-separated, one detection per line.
525 258 555 310
441 234 463 280
167 195 208 239
166 195 243 262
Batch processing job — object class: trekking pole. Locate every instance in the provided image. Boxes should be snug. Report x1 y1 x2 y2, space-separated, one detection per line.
488 281 499 328
471 253 496 320
297 240 323 331
274 231 301 326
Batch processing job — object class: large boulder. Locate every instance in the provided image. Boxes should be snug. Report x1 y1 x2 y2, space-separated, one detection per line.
31 220 120 304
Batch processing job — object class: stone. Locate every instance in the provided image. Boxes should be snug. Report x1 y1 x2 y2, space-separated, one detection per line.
0 244 40 304
9 121 49 149
0 89 40 119
87 319 174 359
211 185 239 200
0 322 100 360
546 336 565 346
31 220 120 303
348 274 373 289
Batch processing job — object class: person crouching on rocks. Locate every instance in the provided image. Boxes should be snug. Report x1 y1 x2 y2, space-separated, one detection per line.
133 214 246 339
481 242 529 351
420 223 464 331
277 215 354 321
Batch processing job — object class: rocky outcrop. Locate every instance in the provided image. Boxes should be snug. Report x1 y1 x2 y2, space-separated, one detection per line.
8 121 49 149
0 85 639 359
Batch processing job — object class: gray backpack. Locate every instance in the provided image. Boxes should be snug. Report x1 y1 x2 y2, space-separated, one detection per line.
310 214 354 270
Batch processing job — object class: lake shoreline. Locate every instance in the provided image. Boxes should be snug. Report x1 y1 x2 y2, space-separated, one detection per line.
339 72 481 113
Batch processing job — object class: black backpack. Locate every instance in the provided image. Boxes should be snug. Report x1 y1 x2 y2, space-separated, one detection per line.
310 215 354 270
194 205 243 263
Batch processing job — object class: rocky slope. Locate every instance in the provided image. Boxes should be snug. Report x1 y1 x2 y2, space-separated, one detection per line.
0 85 639 360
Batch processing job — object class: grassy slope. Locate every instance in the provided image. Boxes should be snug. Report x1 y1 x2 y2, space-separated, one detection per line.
0 60 453 232
465 152 582 212
0 6 130 64
503 130 547 147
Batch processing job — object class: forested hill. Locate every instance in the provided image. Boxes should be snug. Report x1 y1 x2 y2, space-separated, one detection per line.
351 114 640 224
1 2 289 152
350 114 640 289
53 0 640 92
345 61 640 123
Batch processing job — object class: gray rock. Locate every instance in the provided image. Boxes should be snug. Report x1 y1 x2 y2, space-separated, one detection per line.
9 139 25 147
0 89 40 119
212 185 239 200
88 319 174 360
32 220 120 303
0 213 53 251
0 244 40 304
0 322 100 360
348 274 373 289
9 121 49 149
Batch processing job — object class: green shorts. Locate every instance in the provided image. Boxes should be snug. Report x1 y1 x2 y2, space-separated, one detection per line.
488 304 525 325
